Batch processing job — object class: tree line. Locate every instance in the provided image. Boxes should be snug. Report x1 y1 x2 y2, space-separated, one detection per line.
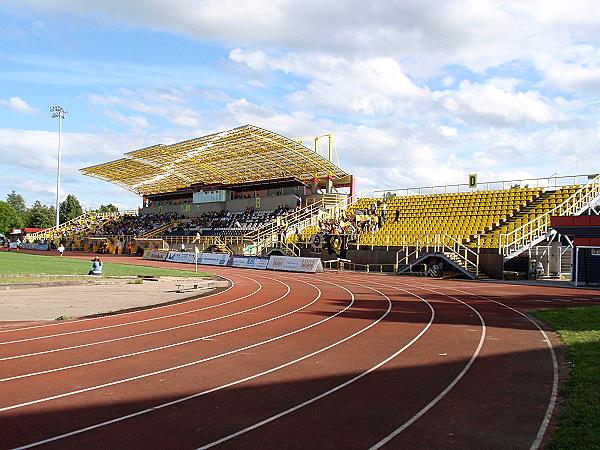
0 190 119 234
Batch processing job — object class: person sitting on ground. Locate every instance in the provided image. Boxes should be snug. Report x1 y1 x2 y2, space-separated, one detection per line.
88 256 103 276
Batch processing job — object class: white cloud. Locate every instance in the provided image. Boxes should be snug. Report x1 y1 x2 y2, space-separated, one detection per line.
88 87 202 129
0 96 37 114
438 125 457 139
435 80 565 126
22 0 600 82
0 128 153 209
111 111 150 129
231 50 425 115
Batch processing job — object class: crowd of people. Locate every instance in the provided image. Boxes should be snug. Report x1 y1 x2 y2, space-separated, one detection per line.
91 212 180 236
167 206 291 236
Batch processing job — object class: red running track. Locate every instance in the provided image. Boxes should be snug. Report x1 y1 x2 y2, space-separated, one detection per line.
1 254 600 449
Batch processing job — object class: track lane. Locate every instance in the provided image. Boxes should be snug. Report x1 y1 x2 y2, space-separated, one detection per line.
2 257 596 449
191 276 484 449
0 275 321 408
8 276 475 449
1 276 352 448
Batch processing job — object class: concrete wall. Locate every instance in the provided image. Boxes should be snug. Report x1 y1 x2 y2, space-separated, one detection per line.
225 194 298 212
141 202 225 216
478 249 504 279
140 194 299 216
346 249 399 271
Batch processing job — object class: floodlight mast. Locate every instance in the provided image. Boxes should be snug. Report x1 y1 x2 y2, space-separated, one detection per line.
50 106 68 229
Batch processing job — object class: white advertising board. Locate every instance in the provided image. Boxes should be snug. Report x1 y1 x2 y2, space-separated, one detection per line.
232 256 269 270
166 251 197 264
267 255 324 273
198 252 230 266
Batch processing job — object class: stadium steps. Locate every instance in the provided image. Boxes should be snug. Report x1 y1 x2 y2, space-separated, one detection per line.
466 190 553 246
499 176 600 260
443 251 490 279
397 252 477 280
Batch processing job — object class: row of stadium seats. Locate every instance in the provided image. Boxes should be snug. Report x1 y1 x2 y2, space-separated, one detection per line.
344 187 546 247
476 186 580 247
288 185 580 250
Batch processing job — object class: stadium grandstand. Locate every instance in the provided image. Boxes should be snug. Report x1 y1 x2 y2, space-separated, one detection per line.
26 123 600 281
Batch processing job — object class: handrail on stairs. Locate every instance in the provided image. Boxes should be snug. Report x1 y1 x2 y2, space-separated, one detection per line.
394 233 479 277
246 194 356 255
27 209 138 241
498 174 600 256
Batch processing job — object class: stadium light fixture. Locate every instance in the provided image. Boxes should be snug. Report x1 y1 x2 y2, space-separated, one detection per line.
50 105 68 228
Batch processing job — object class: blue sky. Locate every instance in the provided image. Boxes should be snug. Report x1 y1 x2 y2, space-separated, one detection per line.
2 0 600 210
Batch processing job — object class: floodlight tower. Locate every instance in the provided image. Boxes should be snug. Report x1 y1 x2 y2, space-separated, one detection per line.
50 105 68 228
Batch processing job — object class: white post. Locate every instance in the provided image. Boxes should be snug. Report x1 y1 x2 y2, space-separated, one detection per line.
51 106 67 229
55 114 62 228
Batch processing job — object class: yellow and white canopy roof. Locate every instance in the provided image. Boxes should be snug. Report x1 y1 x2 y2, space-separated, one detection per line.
81 125 350 196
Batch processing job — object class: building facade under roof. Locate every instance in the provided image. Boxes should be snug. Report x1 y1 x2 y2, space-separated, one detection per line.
81 125 352 197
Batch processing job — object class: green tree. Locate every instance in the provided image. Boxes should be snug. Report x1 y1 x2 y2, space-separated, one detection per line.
0 201 23 234
59 194 83 224
6 190 27 215
27 201 56 229
98 203 119 213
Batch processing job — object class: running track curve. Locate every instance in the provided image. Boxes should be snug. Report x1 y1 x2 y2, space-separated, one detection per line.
2 253 600 449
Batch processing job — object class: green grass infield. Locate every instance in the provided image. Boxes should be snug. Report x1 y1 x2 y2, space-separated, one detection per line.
0 251 211 278
532 306 600 449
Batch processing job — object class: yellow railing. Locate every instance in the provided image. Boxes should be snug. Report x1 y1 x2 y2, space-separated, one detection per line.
498 174 600 257
140 221 180 239
27 210 137 242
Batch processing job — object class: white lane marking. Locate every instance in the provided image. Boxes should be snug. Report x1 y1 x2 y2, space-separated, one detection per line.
0 278 296 381
368 281 486 450
12 278 359 449
1 276 338 412
435 284 559 450
0 271 236 334
0 276 260 345
197 281 435 450
1 277 288 362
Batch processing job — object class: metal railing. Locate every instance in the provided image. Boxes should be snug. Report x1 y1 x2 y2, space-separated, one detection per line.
361 174 598 198
27 210 137 242
389 233 479 277
140 221 180 239
245 194 354 255
498 174 600 257
323 259 397 273
353 233 472 250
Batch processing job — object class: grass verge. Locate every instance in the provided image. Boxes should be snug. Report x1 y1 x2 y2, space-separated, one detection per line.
532 306 600 449
0 251 211 278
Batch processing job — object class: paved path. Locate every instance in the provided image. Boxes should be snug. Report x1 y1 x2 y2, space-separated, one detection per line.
1 254 600 449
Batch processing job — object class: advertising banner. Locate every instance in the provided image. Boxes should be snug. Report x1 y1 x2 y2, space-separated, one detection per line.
198 252 231 266
232 256 269 270
37 243 49 251
166 251 197 264
143 249 169 261
267 256 324 273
